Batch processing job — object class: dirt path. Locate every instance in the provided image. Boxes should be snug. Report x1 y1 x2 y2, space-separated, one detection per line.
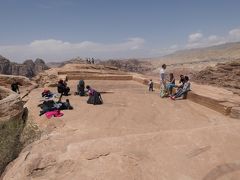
2 80 240 180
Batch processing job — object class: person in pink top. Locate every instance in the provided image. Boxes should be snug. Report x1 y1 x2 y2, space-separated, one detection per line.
86 85 103 105
86 85 95 96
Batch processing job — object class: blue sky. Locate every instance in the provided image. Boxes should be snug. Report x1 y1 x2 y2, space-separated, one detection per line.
0 0 240 62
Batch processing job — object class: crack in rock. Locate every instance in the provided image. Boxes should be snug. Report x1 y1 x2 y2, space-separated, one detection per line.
86 152 110 160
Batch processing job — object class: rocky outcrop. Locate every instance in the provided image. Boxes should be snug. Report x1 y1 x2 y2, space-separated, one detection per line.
0 75 32 87
0 55 11 74
2 80 240 180
0 84 40 175
47 57 86 68
192 59 240 95
0 87 27 174
0 55 49 78
33 72 58 87
35 58 49 74
99 59 153 73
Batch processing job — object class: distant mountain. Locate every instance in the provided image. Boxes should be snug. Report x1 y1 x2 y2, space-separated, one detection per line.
150 42 240 66
47 57 86 68
0 55 49 78
47 42 240 74
99 59 153 73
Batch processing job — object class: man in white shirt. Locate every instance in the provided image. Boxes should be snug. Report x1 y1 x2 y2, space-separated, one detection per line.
160 64 167 86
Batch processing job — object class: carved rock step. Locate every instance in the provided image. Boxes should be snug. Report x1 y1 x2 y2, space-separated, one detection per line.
67 74 133 81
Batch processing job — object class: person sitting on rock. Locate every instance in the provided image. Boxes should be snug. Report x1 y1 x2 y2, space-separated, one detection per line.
11 80 21 94
56 99 73 110
170 76 191 100
77 80 85 96
177 74 185 89
86 85 103 105
39 96 73 116
166 73 176 95
57 79 70 96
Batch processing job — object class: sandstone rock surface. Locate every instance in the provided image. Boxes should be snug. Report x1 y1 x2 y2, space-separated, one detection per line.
0 87 26 174
2 80 240 180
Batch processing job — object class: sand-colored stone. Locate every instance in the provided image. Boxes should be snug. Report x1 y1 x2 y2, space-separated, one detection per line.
67 74 133 81
0 86 23 120
132 75 240 117
2 80 240 180
0 86 26 174
34 64 240 118
230 107 240 119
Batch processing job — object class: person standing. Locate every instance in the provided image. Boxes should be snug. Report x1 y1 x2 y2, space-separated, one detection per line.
160 64 167 87
159 64 167 97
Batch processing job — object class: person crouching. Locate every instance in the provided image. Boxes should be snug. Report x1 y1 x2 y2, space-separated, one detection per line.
86 85 103 105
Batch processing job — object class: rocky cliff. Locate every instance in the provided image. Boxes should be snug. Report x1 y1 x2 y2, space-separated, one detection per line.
0 55 49 78
99 59 153 73
0 80 40 176
0 87 27 174
192 59 240 95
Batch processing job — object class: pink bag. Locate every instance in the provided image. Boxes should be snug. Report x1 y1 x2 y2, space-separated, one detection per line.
45 110 64 119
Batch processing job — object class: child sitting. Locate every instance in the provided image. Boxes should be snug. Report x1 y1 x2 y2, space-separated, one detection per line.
148 79 154 91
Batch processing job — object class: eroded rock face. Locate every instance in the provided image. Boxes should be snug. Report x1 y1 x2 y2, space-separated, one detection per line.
0 87 27 174
0 55 11 74
33 72 58 87
99 59 153 73
192 59 240 95
0 55 49 78
35 58 49 74
0 74 33 92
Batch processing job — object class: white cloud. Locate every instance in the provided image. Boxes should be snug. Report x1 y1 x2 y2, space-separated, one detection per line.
0 38 145 62
229 28 240 40
2 27 240 61
152 27 240 56
186 27 240 49
208 35 218 41
188 33 203 43
187 36 225 49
